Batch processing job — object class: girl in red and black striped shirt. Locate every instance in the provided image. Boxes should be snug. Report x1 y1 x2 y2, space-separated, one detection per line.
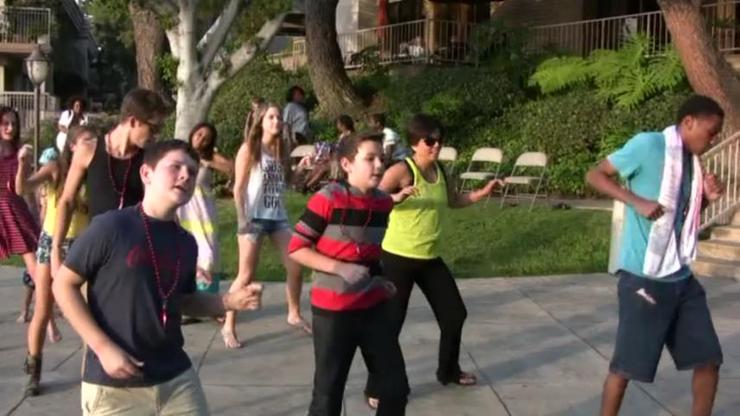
289 131 411 416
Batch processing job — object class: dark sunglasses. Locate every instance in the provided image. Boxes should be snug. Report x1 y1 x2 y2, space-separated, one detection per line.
422 137 443 147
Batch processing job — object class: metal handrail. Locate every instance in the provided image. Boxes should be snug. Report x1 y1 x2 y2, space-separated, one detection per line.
701 130 740 230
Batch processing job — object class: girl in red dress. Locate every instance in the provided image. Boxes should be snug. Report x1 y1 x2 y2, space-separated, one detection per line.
0 107 41 323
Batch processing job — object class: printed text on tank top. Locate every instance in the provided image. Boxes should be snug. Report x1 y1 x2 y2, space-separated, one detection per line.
105 134 138 209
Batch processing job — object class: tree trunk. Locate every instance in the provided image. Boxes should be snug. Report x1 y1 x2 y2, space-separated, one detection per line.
304 0 365 117
129 1 165 91
659 0 740 132
173 82 213 140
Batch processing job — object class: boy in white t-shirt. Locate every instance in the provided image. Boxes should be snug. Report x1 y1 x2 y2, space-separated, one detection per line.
369 113 409 164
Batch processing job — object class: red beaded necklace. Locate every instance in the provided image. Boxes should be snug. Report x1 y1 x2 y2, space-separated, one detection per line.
138 204 181 327
106 134 136 209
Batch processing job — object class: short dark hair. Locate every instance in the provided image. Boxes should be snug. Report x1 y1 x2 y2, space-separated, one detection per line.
335 130 383 164
143 139 200 168
120 88 171 126
286 85 305 103
336 114 355 132
369 113 386 127
406 113 442 146
251 96 265 106
676 95 725 125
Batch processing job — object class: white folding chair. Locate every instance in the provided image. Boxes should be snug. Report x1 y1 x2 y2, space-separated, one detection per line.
458 147 503 194
500 152 548 211
290 144 315 171
438 146 458 163
436 146 458 186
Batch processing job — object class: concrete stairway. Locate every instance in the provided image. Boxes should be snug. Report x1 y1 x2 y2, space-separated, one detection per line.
693 211 740 280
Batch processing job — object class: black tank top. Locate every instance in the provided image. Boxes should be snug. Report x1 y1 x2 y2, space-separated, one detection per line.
86 137 144 218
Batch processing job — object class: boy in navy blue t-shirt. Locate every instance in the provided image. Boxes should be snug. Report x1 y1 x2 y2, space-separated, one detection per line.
53 140 263 415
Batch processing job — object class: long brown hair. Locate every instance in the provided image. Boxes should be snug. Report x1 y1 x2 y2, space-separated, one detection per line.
243 103 284 174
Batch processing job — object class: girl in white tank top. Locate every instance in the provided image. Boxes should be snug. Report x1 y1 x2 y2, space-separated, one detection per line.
222 103 310 349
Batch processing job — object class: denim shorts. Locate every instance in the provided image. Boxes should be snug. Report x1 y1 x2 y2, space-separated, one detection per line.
610 271 723 382
35 231 74 265
237 218 291 242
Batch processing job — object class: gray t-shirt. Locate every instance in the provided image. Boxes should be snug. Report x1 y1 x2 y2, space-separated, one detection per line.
283 102 311 140
64 206 198 387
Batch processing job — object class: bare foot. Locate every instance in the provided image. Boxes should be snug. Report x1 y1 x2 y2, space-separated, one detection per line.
16 310 29 324
366 396 379 410
47 322 62 343
287 316 312 335
221 328 243 349
456 371 477 386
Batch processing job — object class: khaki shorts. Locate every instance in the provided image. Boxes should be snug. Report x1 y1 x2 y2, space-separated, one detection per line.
81 367 208 416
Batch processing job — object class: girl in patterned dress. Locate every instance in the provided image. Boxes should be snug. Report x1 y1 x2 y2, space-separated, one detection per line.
176 122 233 322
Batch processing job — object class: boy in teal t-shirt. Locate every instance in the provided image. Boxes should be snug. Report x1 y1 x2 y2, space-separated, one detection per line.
587 95 725 416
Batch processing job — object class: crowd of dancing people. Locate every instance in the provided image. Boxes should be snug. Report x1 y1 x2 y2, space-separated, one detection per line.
0 85 729 416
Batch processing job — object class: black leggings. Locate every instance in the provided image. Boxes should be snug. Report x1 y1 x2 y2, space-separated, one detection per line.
365 250 468 396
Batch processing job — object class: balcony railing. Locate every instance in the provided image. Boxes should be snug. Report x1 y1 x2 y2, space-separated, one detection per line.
272 1 740 71
268 38 307 71
0 92 59 132
337 19 478 68
0 6 52 47
271 19 478 71
528 1 740 57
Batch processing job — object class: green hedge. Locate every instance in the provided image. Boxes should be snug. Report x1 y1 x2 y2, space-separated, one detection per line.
378 66 525 149
468 88 692 196
207 57 692 197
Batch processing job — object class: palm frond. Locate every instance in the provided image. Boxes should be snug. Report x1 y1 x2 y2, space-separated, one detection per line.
529 33 686 109
528 56 591 93
649 45 686 91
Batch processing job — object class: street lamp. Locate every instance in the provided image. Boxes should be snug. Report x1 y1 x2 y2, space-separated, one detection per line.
25 46 50 171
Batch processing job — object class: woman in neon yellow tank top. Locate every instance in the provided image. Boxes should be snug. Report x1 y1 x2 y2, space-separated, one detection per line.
364 114 503 408
15 125 93 396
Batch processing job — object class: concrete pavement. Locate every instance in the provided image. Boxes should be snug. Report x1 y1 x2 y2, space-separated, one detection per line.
1 265 739 415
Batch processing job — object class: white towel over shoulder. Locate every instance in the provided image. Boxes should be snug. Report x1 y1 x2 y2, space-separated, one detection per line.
642 125 703 278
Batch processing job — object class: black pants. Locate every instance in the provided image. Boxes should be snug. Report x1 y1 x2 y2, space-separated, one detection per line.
309 302 409 416
366 251 468 396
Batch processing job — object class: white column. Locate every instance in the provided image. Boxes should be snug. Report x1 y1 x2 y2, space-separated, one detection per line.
608 200 625 274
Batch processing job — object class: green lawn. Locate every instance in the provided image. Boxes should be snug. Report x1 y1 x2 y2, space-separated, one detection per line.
2 193 611 279
197 193 612 279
